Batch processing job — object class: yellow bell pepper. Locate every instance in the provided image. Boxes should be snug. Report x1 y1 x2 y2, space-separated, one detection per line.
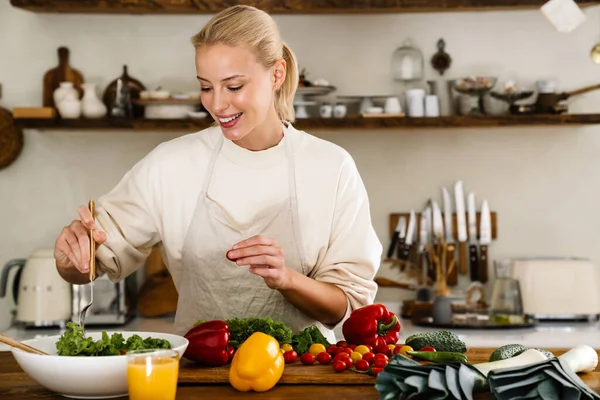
229 332 285 392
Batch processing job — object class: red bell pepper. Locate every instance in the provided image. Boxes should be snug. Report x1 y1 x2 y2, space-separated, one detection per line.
183 320 231 366
341 304 400 353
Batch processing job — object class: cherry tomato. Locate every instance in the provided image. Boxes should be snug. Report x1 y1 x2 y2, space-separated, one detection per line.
396 345 414 357
283 350 298 364
335 347 347 355
354 345 370 355
280 344 294 353
373 353 389 363
336 340 348 348
374 357 388 368
326 345 338 355
348 344 357 351
350 351 363 363
343 358 353 369
373 339 389 355
370 367 384 377
362 352 375 365
309 344 327 357
364 344 373 353
355 359 370 371
420 346 436 352
300 353 316 365
317 352 332 365
387 344 396 354
344 347 354 355
332 360 347 373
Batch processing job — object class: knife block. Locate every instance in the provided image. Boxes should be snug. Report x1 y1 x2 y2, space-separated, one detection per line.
382 211 498 289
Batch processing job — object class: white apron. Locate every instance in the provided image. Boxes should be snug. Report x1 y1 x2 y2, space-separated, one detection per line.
173 129 336 344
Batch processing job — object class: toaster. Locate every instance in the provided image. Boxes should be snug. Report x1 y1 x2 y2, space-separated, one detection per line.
508 257 600 321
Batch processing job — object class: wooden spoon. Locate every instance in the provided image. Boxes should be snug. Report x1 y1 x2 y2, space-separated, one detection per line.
0 333 48 355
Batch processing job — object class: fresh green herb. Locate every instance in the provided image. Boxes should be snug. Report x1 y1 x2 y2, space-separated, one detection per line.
197 317 293 347
56 322 171 356
292 325 331 355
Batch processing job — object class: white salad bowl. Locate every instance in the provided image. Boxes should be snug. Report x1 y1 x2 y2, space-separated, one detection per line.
10 331 188 399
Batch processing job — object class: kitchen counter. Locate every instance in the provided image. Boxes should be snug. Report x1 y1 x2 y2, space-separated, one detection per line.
2 301 600 351
1 348 600 399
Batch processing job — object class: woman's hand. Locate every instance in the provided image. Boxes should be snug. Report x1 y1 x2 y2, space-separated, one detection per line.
54 205 107 274
226 235 289 290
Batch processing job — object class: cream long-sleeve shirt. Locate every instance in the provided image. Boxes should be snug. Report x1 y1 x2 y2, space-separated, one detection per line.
95 123 382 319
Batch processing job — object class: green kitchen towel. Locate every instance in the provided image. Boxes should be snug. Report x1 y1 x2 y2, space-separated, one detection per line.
488 358 600 400
375 354 487 400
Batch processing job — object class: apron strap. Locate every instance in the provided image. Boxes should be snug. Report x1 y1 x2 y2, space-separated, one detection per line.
201 133 224 194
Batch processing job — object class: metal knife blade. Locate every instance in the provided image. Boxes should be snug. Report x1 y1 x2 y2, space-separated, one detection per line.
479 200 491 283
442 187 454 242
454 181 468 276
396 216 408 261
467 192 480 281
386 216 406 259
431 200 444 242
419 208 428 252
398 211 416 263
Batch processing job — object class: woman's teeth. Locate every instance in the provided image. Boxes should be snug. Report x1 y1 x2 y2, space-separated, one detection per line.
219 113 242 123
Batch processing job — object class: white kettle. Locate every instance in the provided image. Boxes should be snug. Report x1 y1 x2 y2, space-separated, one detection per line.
0 248 72 327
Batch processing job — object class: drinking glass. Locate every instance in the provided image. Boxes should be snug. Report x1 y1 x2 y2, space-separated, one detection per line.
127 349 179 400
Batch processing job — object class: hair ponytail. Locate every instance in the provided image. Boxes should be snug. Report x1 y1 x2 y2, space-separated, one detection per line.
276 43 298 123
191 5 299 124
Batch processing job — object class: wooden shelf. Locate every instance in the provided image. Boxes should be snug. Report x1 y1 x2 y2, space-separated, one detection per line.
10 0 600 14
12 114 600 131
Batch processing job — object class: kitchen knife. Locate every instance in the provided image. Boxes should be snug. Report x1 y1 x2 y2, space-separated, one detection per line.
416 209 432 301
467 192 480 282
387 216 406 259
479 200 492 283
442 187 458 286
395 216 408 261
431 200 444 243
454 181 468 276
399 210 417 266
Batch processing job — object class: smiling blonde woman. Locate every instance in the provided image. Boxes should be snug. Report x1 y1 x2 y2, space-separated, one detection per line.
53 5 382 343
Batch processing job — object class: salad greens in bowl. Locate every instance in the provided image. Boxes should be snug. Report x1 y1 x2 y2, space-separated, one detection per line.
10 322 188 399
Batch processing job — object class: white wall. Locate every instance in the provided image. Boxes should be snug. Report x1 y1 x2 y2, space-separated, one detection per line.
2 3 600 331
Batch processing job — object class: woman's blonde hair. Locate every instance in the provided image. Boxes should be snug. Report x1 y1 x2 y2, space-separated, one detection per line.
191 5 298 123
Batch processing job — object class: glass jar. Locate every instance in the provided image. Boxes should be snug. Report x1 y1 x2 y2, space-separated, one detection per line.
392 39 424 82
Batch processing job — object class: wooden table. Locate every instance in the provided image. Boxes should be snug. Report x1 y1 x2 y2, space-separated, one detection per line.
1 349 599 399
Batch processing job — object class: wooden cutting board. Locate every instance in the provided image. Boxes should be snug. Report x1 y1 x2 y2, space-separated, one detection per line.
178 348 600 385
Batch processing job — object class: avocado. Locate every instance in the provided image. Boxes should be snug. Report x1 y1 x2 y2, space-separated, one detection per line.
488 344 528 362
405 330 467 353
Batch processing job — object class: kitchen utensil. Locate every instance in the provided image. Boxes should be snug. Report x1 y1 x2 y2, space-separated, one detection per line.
416 209 432 302
442 187 457 286
489 260 524 324
10 332 188 399
0 333 47 355
490 90 534 112
402 210 417 266
0 248 72 327
42 47 84 109
374 277 416 290
79 199 96 331
479 200 491 283
508 257 600 321
387 216 406 259
103 65 146 118
467 192 480 281
0 103 23 170
453 77 497 115
454 181 468 276
430 38 452 76
535 83 600 114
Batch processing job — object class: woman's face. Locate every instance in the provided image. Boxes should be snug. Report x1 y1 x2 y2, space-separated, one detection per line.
195 43 284 144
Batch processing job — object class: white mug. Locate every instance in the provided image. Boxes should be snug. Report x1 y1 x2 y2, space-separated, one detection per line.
384 97 402 114
425 95 440 117
320 104 333 118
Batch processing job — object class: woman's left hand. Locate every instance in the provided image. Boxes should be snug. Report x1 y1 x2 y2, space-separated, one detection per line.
226 235 290 290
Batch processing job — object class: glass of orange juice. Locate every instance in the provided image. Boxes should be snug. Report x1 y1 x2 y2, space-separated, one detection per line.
127 349 179 400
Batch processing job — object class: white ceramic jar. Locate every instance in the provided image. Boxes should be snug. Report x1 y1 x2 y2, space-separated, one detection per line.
81 83 107 119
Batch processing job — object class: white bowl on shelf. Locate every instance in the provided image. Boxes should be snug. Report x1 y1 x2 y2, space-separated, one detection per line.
187 111 208 119
10 331 188 399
